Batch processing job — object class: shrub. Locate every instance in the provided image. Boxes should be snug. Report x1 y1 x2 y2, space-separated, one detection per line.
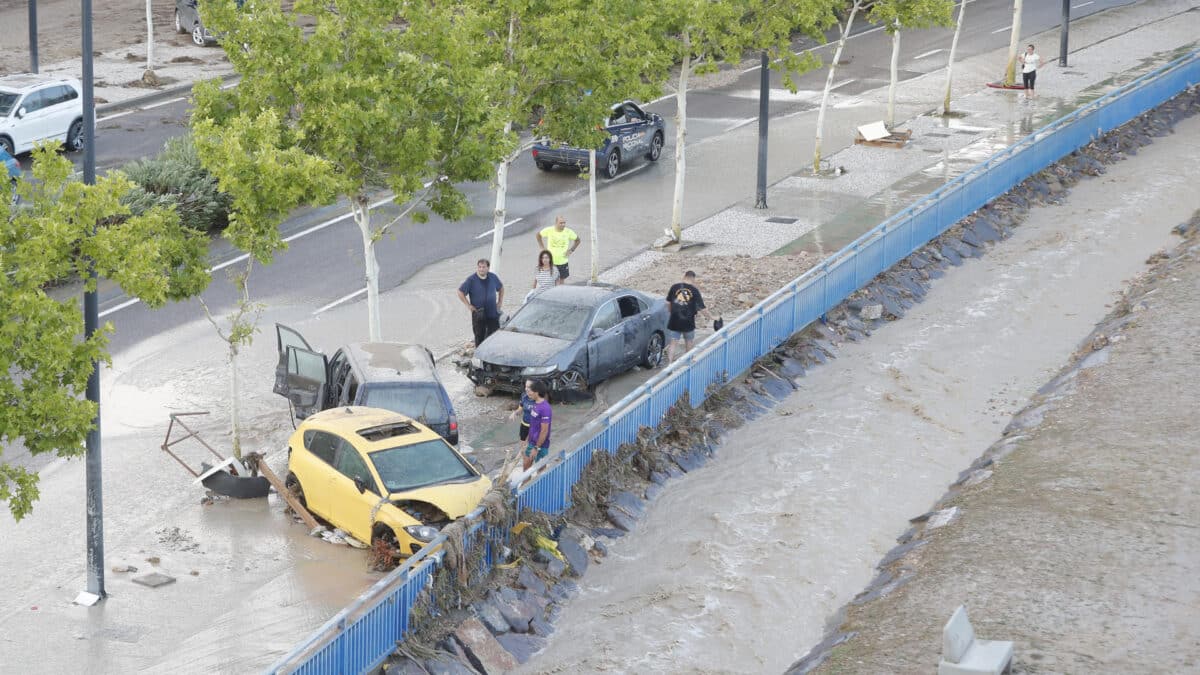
123 134 231 233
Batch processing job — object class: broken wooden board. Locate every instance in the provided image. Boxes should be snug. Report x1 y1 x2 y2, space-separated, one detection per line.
254 456 321 530
854 128 912 149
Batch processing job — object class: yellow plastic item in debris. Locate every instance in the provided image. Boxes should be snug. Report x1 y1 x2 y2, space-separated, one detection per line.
496 557 523 570
511 522 530 536
534 535 566 562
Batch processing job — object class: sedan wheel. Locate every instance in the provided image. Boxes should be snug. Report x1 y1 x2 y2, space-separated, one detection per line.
192 25 207 46
174 10 185 34
65 119 84 153
558 368 587 391
604 150 621 179
646 132 663 161
642 332 665 368
0 136 14 155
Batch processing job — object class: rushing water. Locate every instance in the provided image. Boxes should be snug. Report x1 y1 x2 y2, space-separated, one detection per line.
521 117 1200 674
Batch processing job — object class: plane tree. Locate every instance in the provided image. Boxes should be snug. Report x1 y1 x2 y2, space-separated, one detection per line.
194 0 510 344
427 0 669 275
869 0 955 128
658 0 840 241
0 148 209 520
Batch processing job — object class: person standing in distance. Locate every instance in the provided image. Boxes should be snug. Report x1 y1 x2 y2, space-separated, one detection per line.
665 270 713 364
536 216 580 281
1019 44 1040 99
456 259 504 347
523 380 553 471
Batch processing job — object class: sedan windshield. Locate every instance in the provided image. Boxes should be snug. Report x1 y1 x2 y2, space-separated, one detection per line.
0 92 17 117
363 384 448 423
369 439 475 493
505 300 591 341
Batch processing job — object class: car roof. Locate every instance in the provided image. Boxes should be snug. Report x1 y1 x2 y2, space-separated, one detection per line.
301 406 444 451
532 283 645 307
0 74 79 93
343 342 439 384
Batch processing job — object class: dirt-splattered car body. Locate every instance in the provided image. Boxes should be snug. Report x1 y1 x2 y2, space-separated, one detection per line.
468 284 668 396
285 407 491 557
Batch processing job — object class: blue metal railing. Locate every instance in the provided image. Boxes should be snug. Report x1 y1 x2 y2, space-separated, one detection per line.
266 50 1200 674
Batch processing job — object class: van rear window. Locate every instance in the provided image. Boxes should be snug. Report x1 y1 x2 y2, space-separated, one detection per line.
363 384 448 423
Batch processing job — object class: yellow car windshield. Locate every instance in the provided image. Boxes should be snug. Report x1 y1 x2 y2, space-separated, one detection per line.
369 439 475 493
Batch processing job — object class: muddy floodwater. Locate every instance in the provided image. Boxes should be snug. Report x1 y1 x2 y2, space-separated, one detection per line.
521 117 1200 674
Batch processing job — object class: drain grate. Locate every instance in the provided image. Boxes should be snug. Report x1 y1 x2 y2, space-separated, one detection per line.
766 216 799 224
953 129 978 135
925 132 951 137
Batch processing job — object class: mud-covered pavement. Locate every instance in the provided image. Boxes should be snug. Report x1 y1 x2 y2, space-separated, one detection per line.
808 211 1200 674
518 111 1200 674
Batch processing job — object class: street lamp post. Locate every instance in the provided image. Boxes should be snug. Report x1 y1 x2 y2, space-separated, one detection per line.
29 0 39 73
754 52 769 210
1060 0 1071 67
81 0 105 602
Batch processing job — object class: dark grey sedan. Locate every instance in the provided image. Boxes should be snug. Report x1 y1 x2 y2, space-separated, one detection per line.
468 285 668 396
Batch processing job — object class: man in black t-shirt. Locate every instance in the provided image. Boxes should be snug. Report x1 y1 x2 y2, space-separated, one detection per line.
665 270 712 364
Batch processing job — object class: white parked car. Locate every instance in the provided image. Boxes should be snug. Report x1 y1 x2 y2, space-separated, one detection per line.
0 74 85 156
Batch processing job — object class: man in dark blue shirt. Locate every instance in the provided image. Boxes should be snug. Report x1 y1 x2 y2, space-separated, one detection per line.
457 258 505 347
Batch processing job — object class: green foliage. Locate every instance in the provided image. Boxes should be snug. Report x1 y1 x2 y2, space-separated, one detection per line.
659 0 842 91
0 147 211 521
123 134 233 234
870 0 956 33
192 0 511 257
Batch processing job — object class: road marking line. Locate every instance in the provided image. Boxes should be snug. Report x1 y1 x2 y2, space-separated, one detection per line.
914 48 944 60
102 193 397 317
1073 1 1094 8
607 161 653 182
96 110 134 123
313 287 367 315
142 96 186 110
991 24 1012 34
475 217 523 240
830 79 856 91
724 117 759 132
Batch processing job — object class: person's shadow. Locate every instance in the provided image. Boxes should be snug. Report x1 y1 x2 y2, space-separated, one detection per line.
1020 108 1035 136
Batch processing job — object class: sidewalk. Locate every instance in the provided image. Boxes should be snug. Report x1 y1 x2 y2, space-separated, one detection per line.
1 1 1198 673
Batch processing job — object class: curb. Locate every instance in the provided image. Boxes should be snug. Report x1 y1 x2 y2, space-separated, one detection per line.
95 73 240 116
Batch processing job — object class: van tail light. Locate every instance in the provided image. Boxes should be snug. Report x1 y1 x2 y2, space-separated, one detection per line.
449 415 458 432
531 149 539 159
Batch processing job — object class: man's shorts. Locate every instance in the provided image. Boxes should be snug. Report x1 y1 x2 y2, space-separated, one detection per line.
667 329 695 342
519 423 530 441
524 444 549 461
555 262 570 280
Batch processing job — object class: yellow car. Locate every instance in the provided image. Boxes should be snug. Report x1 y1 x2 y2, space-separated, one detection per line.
284 406 492 557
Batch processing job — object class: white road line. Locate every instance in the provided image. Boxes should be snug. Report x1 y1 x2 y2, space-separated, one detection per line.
313 287 367 315
724 118 759 132
830 79 856 91
608 161 653 182
913 48 945 60
96 110 135 124
98 297 141 318
1073 1 1094 8
991 24 1012 34
142 96 186 110
475 217 523 240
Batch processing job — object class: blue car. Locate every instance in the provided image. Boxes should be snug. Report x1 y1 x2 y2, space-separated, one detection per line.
531 101 666 179
2 147 18 204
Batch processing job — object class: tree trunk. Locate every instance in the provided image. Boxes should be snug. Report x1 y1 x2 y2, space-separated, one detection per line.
944 0 966 114
589 148 599 283
489 15 518 274
489 127 513 274
814 1 861 174
887 24 900 128
669 31 691 242
145 0 153 71
354 197 383 342
1004 0 1024 86
229 342 241 458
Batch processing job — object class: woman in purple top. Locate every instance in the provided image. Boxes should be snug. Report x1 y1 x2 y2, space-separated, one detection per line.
523 380 552 470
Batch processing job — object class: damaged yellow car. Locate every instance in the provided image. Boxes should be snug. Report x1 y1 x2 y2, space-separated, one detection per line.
284 407 491 557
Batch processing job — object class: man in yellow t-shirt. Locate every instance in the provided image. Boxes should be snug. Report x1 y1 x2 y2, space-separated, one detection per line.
536 216 581 280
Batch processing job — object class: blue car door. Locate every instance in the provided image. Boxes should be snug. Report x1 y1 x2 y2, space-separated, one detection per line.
586 301 624 383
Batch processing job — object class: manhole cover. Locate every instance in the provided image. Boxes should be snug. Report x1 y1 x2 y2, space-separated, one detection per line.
766 216 799 224
132 572 176 588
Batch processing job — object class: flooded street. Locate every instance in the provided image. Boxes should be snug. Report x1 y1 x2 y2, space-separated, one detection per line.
521 117 1200 674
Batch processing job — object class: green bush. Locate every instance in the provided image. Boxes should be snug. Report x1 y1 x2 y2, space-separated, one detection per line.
123 134 231 233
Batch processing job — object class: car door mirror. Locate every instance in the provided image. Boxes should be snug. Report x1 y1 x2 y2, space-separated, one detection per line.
15 107 25 119
590 327 604 340
353 477 367 494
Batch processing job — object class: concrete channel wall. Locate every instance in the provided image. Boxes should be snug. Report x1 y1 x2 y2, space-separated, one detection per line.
265 49 1200 675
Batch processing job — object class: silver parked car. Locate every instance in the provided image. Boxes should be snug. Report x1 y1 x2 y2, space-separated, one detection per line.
468 284 668 397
